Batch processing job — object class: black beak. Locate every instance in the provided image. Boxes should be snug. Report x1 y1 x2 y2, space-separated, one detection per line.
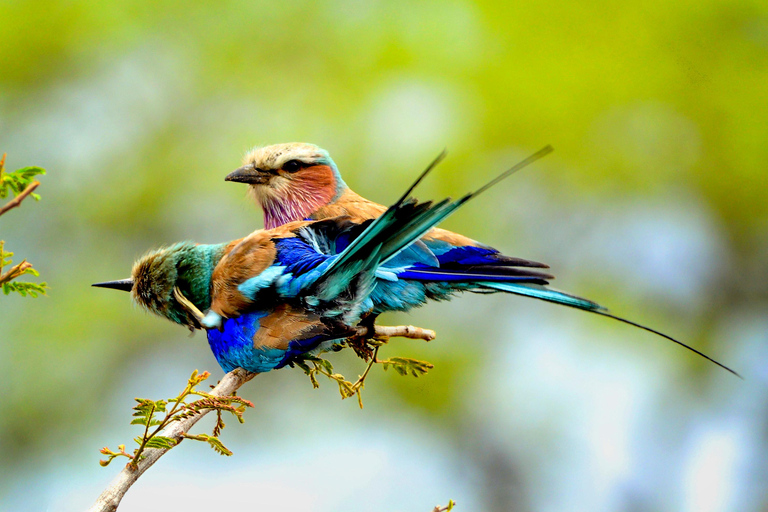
225 164 270 185
92 278 134 292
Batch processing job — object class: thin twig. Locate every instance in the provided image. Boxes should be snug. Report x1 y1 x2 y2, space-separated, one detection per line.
0 180 40 217
0 260 32 286
351 346 380 389
432 500 456 512
357 324 436 341
88 368 257 512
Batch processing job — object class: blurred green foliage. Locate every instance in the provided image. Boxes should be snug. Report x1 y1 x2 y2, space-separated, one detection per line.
0 155 47 296
1 1 766 510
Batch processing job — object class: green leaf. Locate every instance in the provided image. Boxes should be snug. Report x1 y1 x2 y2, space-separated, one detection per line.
14 166 46 179
199 434 233 456
294 360 311 374
130 418 162 426
182 433 234 456
144 436 177 449
0 165 44 199
3 281 48 298
101 369 252 467
381 357 434 377
319 358 334 374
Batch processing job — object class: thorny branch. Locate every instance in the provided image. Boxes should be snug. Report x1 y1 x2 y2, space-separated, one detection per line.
89 368 257 512
90 323 437 511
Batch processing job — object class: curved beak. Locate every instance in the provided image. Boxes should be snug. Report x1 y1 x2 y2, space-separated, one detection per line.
225 164 270 185
92 278 134 292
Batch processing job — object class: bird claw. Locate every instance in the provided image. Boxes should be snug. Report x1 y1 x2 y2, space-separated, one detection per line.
347 333 376 361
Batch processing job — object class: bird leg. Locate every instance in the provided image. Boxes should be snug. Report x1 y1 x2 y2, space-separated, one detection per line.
357 324 436 341
348 317 437 361
347 313 380 360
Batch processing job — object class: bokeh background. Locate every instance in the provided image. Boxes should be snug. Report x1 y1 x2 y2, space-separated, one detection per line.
2 1 767 511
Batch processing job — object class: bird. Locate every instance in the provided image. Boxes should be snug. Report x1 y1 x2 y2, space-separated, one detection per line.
225 143 739 376
93 149 554 373
224 142 479 248
95 148 738 377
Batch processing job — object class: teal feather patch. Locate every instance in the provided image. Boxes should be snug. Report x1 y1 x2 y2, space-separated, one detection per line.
238 265 286 300
480 282 605 311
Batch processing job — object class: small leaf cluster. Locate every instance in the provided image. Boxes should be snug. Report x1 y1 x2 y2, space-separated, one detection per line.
0 159 45 201
296 356 364 405
0 153 47 297
0 241 47 296
380 357 434 377
295 337 434 409
99 370 253 468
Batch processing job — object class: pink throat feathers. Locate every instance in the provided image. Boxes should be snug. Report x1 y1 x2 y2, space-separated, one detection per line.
257 168 338 229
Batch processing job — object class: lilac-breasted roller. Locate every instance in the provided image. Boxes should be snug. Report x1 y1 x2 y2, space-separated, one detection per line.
95 148 737 376
223 143 738 376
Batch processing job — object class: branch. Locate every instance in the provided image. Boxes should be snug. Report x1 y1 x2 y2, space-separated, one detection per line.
0 259 32 286
89 323 433 510
357 324 436 341
89 368 257 512
0 180 40 217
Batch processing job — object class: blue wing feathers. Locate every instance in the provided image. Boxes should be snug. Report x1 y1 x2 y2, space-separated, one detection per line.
275 237 331 275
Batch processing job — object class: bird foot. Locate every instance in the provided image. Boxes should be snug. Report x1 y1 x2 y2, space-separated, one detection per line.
347 323 436 361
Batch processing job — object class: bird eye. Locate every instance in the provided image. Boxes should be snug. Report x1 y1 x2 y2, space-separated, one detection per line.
282 160 302 173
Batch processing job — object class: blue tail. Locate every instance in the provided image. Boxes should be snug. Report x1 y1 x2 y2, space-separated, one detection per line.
314 146 554 301
313 145 740 378
479 281 605 311
480 282 741 378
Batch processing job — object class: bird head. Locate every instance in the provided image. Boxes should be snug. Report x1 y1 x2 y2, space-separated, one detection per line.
225 143 347 229
93 242 228 328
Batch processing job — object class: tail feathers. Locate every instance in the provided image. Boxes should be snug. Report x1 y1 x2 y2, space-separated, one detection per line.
470 145 553 198
398 267 552 285
482 281 741 378
318 146 553 299
593 310 741 378
315 198 457 301
481 282 605 311
393 149 447 205
324 148 449 280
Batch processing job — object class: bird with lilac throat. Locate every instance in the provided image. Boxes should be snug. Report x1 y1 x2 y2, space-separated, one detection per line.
94 148 738 377
224 143 739 376
94 149 561 374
